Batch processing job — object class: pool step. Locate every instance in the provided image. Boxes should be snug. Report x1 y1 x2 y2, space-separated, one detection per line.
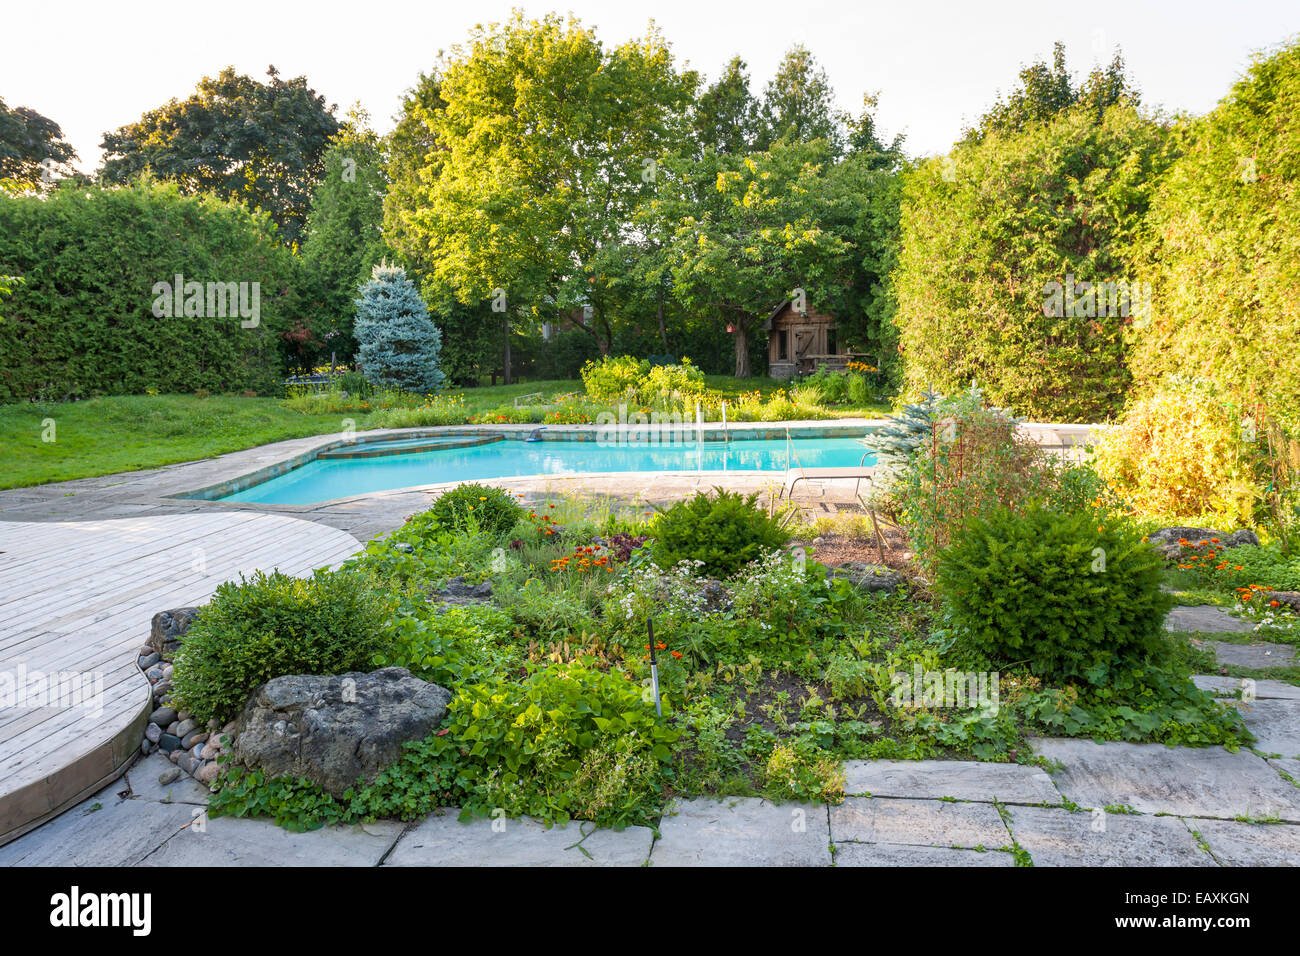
317 435 504 460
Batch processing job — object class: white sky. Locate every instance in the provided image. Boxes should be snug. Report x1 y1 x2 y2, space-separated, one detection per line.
5 0 1299 171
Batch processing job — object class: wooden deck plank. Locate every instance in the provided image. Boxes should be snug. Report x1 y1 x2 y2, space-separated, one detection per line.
0 513 361 844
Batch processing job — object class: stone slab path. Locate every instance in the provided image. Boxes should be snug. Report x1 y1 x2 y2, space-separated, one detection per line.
5 747 1297 866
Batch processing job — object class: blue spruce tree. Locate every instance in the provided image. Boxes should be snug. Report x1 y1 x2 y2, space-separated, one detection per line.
354 264 445 392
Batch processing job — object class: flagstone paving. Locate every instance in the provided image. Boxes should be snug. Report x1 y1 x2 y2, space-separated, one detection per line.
7 739 1297 865
1193 675 1300 699
1208 641 1297 668
1237 699 1300 758
842 759 1059 804
1166 605 1255 633
1029 738 1300 822
1001 805 1215 867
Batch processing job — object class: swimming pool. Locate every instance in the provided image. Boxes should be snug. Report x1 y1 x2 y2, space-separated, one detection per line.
219 436 876 505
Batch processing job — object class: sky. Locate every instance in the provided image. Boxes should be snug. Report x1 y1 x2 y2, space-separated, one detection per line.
4 0 1299 171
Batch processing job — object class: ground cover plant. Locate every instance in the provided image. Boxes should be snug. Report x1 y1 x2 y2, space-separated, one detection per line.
198 474 1252 833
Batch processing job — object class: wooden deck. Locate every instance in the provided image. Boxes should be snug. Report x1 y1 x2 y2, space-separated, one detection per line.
0 513 361 845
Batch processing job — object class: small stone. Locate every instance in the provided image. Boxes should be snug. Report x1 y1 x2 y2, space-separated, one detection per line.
140 740 151 756
146 665 164 682
140 644 155 656
158 768 182 785
179 754 197 774
168 750 181 765
153 680 172 697
166 721 180 735
175 718 198 739
159 733 182 753
181 731 208 750
144 723 162 743
138 652 161 669
162 664 174 679
222 722 237 735
196 762 221 785
200 740 221 760
206 717 221 731
177 710 191 723
149 706 177 727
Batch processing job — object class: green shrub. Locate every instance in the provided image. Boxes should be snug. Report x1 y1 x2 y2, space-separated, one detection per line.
936 505 1173 685
376 603 519 688
580 355 649 403
651 488 791 578
428 483 522 535
0 179 297 402
172 569 390 723
445 660 678 826
764 738 845 803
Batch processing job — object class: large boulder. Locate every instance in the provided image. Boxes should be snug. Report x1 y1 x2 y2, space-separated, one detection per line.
149 607 200 654
231 668 451 798
1147 527 1260 562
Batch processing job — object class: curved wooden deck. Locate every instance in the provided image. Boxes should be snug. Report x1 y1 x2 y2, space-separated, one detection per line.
0 513 361 845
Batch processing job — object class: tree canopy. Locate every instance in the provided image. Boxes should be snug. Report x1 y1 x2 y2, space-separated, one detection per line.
99 66 339 246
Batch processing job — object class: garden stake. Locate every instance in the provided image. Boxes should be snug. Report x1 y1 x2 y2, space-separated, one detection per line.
647 619 662 716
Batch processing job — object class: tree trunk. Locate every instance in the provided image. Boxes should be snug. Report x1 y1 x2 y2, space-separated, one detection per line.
732 314 751 378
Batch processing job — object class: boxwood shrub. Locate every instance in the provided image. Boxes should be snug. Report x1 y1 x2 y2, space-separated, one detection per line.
651 488 791 578
935 504 1173 684
428 482 522 535
172 569 391 723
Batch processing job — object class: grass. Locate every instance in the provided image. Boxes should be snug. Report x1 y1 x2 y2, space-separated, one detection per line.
1 377 890 489
0 394 385 489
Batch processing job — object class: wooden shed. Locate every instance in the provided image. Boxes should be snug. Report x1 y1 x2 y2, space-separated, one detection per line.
763 299 849 379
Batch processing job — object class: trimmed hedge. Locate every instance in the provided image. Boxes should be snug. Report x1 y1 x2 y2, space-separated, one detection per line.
893 103 1173 422
1130 37 1300 433
0 180 298 402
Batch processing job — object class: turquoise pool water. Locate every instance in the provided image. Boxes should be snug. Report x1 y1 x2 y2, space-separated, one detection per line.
220 437 875 505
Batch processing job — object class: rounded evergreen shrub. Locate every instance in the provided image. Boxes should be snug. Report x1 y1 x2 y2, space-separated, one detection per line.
171 569 390 724
429 483 522 535
935 504 1173 684
651 488 791 578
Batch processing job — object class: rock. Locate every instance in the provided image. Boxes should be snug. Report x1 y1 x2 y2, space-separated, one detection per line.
181 731 208 750
200 740 221 760
138 652 161 669
195 762 221 785
161 664 174 679
174 718 198 739
168 750 181 764
149 706 177 727
149 607 200 654
144 723 162 744
206 718 221 731
179 754 197 775
231 667 452 799
158 768 182 786
153 681 172 699
1147 527 1260 562
140 740 151 757
165 721 180 736
1264 591 1300 613
145 665 164 682
831 562 905 593
159 733 181 753
429 576 494 606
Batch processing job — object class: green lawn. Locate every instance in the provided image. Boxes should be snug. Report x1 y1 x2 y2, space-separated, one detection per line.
0 395 386 490
1 380 888 490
